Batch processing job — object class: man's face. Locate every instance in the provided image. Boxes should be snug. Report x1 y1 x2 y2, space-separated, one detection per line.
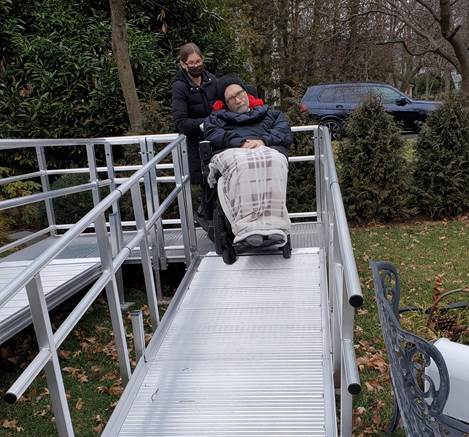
225 84 249 113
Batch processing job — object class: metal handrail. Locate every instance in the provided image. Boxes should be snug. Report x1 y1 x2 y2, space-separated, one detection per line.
0 136 183 307
0 133 179 149
314 126 362 437
1 133 194 437
322 127 363 307
0 164 176 186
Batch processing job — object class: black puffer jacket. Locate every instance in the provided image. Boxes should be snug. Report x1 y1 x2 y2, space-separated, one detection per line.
204 105 293 157
172 70 218 184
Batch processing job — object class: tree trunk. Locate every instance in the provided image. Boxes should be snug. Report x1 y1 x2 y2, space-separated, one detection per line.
109 0 142 133
440 0 469 98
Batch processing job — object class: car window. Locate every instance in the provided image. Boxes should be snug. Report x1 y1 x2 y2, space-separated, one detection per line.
338 86 368 103
318 88 337 103
302 87 316 102
373 87 403 104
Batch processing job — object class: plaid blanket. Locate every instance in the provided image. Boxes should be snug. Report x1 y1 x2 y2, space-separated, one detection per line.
208 146 291 244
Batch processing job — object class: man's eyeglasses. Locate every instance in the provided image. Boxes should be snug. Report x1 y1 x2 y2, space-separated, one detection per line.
226 89 246 104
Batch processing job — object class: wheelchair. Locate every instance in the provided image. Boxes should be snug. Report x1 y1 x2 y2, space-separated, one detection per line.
198 140 292 265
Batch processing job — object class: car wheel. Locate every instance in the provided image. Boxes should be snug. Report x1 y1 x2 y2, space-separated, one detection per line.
320 119 344 140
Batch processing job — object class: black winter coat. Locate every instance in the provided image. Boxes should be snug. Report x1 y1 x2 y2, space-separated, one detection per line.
203 105 293 157
171 70 218 184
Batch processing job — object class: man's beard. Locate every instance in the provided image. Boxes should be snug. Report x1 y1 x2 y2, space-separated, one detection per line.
233 103 249 113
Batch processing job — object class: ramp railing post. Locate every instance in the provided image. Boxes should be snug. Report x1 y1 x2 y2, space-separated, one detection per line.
329 223 341 381
36 146 57 236
313 127 323 224
109 212 127 308
105 143 129 308
146 140 168 271
87 143 132 385
86 143 101 207
26 275 74 437
179 136 196 253
130 183 160 330
131 310 146 363
104 142 124 241
94 211 132 385
140 139 164 300
171 140 193 265
340 265 355 437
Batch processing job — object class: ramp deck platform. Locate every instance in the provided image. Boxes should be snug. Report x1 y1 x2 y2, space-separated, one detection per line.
103 248 336 437
0 223 321 344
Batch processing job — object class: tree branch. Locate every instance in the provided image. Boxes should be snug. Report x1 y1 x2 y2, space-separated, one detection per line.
376 39 434 57
414 0 440 24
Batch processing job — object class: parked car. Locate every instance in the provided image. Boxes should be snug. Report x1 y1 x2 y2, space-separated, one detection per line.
299 82 441 140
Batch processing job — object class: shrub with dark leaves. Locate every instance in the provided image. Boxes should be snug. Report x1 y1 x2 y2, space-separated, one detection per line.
337 96 411 223
414 95 469 218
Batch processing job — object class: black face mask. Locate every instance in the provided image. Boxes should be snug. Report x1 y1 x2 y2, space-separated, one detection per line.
187 64 204 78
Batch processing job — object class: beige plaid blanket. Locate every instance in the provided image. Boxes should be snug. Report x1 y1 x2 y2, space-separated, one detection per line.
208 146 291 244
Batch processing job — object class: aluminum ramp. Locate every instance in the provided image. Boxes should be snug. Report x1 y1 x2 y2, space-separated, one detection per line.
0 223 322 345
0 258 101 344
103 248 337 436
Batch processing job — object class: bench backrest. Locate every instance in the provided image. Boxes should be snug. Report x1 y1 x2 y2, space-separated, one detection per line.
370 261 469 436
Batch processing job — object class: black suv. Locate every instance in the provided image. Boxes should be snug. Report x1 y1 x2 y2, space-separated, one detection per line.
299 82 441 139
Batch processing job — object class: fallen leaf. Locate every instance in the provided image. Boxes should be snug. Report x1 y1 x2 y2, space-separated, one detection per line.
58 350 71 360
365 378 384 392
1 419 23 432
368 353 388 373
108 384 123 396
77 373 89 383
75 398 84 410
93 423 105 433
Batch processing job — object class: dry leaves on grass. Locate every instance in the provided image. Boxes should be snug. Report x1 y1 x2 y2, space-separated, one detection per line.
90 365 102 374
1 419 24 432
75 398 85 410
367 353 388 373
58 350 71 360
33 405 51 417
63 366 89 383
97 383 123 396
93 414 106 433
352 407 366 429
353 400 387 435
365 378 384 392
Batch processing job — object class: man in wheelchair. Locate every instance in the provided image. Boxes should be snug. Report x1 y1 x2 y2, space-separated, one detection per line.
198 75 293 263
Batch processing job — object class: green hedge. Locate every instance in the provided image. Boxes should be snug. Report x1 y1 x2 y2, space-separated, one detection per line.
414 96 469 218
337 97 411 223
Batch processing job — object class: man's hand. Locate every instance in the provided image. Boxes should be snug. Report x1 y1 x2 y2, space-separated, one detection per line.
241 139 265 149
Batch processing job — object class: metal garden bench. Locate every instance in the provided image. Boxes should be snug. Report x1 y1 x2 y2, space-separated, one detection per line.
370 260 469 436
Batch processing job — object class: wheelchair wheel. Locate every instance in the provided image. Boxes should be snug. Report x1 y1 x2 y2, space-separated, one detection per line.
222 245 237 265
282 235 292 259
213 203 225 255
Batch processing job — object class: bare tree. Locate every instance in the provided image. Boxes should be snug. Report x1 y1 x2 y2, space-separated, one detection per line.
375 0 469 95
109 0 142 133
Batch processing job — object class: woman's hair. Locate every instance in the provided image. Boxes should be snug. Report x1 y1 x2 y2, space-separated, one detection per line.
178 43 203 63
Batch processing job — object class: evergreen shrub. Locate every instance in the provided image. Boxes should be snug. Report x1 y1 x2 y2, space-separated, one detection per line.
41 174 94 226
337 96 411 223
284 96 316 214
414 95 469 218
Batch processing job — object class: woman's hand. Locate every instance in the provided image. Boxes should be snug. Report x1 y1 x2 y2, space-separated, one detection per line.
241 139 265 149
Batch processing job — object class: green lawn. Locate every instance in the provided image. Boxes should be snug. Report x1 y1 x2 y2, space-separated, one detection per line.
0 217 468 436
351 216 469 435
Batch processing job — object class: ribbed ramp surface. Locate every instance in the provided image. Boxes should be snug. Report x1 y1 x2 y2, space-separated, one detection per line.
107 248 336 436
